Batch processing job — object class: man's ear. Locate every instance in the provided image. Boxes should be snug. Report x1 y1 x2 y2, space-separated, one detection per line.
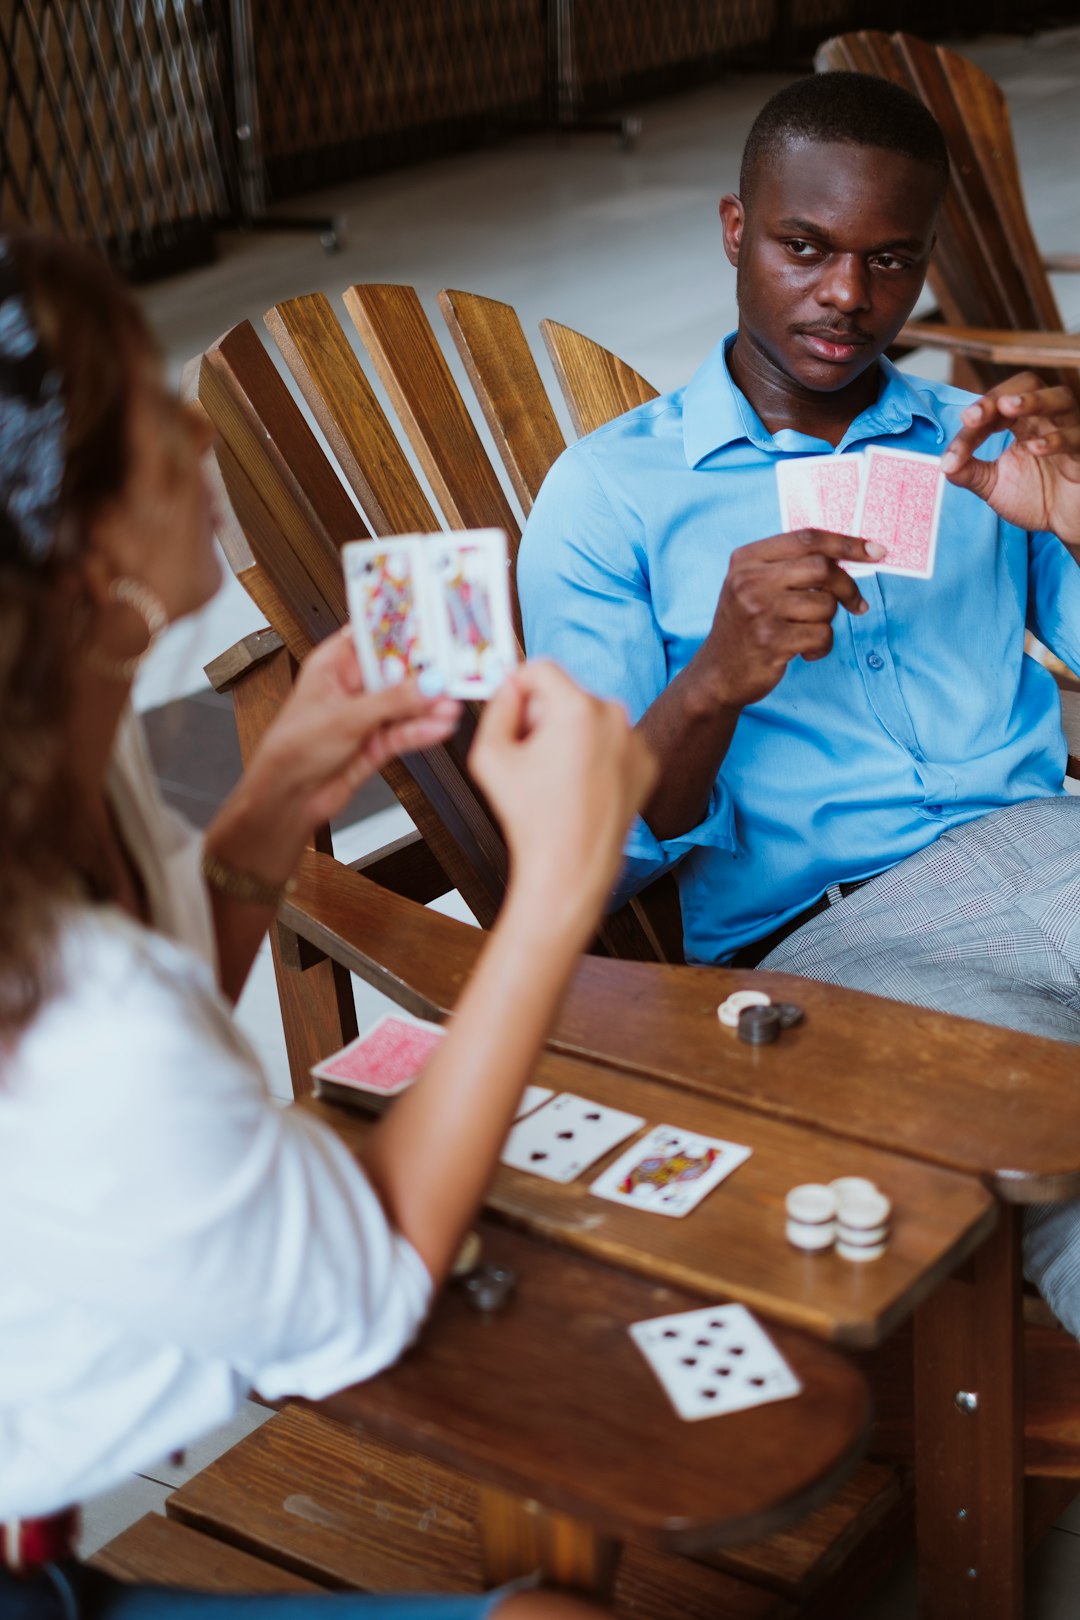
719 194 744 267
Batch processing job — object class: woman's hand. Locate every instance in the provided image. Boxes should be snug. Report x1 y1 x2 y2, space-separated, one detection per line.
469 659 657 936
942 372 1080 544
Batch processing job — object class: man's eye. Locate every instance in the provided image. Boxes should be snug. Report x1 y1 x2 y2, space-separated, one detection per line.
786 239 820 259
873 255 909 272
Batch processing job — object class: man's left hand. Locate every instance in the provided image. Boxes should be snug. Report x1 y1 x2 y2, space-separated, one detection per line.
942 371 1080 544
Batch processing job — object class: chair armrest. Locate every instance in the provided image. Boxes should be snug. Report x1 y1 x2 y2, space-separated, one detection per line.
204 626 285 694
348 829 451 905
1043 254 1080 275
897 322 1080 369
1060 691 1080 779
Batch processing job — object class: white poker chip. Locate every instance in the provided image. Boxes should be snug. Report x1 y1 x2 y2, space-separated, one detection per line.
717 990 771 1028
835 1188 891 1231
829 1176 880 1203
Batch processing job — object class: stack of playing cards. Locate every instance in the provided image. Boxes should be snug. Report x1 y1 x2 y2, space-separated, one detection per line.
311 1013 446 1101
629 1303 801 1422
776 446 944 580
343 528 517 698
312 1014 556 1124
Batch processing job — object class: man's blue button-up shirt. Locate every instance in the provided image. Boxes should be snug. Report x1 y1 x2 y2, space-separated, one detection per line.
518 336 1080 964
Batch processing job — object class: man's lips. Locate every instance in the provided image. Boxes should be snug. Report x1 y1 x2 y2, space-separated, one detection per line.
795 328 873 363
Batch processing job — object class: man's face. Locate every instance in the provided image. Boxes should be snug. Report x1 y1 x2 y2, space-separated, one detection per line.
720 138 941 396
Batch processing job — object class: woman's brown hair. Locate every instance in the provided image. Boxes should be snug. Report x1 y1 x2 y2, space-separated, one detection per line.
0 232 152 1035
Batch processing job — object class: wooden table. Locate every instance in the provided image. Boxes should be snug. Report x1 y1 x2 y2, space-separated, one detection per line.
284 851 1080 1618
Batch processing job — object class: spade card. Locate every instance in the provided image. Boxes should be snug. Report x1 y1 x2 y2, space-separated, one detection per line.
311 1013 444 1097
500 1093 645 1184
589 1124 751 1217
629 1303 802 1422
343 529 517 699
344 537 437 690
852 446 944 579
514 1084 554 1122
428 532 517 698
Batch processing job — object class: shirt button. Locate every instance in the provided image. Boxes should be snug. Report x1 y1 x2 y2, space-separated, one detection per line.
866 652 885 671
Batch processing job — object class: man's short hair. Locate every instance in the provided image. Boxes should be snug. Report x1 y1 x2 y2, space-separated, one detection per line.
739 72 950 204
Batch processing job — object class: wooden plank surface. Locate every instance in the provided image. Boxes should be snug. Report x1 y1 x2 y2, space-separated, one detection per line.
307 1062 993 1350
308 1221 869 1552
169 1407 797 1618
90 1513 323 1594
282 849 1080 1199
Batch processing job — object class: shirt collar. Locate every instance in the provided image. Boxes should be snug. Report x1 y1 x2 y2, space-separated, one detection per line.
682 334 947 469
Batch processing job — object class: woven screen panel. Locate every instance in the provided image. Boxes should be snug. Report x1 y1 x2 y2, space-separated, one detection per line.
254 0 546 175
0 0 230 272
569 0 777 92
789 0 857 33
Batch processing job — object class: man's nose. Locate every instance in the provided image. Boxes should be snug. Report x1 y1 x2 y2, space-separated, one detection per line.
816 254 870 313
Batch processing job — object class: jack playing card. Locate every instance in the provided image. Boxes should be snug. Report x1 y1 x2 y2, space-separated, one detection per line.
343 529 517 699
589 1124 751 1217
629 1303 802 1422
311 1013 444 1098
500 1093 645 1183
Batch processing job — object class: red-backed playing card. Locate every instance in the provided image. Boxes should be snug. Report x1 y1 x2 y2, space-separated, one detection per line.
853 446 944 579
310 1014 444 1096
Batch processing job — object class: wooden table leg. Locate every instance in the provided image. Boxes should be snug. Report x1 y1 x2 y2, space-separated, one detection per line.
479 1484 621 1598
914 1207 1023 1619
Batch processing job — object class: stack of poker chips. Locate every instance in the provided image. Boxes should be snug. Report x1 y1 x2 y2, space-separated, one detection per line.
785 1177 892 1261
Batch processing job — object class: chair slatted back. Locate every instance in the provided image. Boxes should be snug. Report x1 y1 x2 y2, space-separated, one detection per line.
437 288 567 515
204 289 680 962
342 283 522 558
539 319 660 436
265 292 439 538
200 322 511 929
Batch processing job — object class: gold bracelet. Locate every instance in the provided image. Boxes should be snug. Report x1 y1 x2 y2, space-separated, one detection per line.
201 848 296 910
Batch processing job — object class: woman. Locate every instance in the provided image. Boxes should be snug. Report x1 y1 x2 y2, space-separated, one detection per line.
0 232 655 1620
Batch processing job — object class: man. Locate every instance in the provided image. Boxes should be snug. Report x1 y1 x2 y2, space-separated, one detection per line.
518 72 1080 1328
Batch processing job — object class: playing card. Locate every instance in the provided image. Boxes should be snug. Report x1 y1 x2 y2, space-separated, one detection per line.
852 446 944 579
500 1093 645 1184
776 456 864 535
428 530 517 699
310 1013 444 1097
514 1085 554 1122
629 1303 802 1422
343 538 438 689
588 1124 751 1217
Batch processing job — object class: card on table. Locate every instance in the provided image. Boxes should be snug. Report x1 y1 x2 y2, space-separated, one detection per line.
589 1123 751 1217
310 1013 445 1098
500 1092 645 1184
514 1084 554 1122
629 1303 802 1422
343 528 517 698
852 446 944 580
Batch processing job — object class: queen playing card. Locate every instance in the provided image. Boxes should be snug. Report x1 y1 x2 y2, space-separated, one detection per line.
629 1303 802 1421
589 1124 751 1217
343 529 517 699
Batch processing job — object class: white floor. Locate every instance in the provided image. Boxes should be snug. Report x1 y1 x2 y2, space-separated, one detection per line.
93 27 1080 1611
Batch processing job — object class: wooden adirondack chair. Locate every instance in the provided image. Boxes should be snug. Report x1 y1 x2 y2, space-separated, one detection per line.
194 288 687 1092
815 31 1080 395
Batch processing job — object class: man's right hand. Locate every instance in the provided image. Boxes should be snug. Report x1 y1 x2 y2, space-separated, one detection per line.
699 529 886 708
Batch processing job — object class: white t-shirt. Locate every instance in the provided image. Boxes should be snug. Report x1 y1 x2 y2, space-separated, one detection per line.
0 719 431 1518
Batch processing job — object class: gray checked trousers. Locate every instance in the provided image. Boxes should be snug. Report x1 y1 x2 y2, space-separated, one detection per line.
759 795 1080 1337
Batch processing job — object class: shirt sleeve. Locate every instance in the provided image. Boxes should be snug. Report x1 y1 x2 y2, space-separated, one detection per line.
1027 529 1080 677
518 441 736 902
12 923 432 1402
